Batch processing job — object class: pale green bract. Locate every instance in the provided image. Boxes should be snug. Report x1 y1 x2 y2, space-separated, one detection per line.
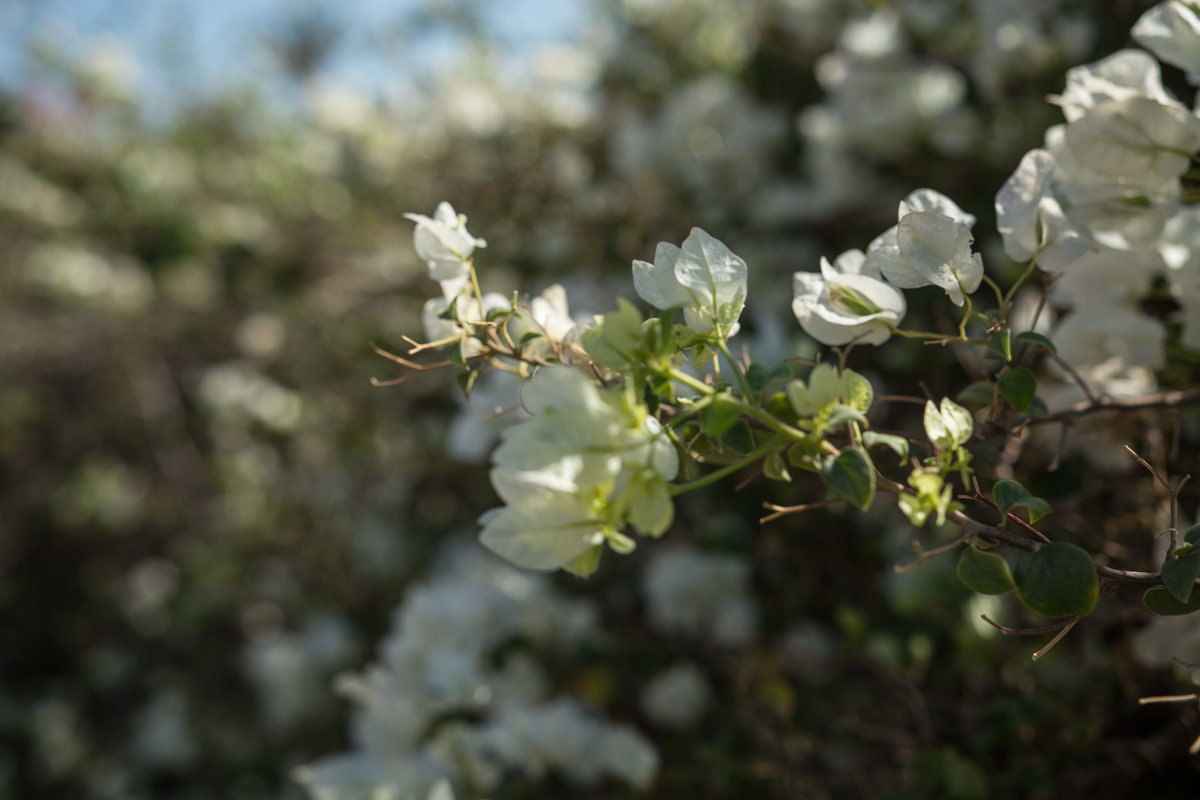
923 398 974 450
480 366 678 574
632 227 747 338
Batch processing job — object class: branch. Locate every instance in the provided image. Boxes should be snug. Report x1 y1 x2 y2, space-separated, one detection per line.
980 387 1200 438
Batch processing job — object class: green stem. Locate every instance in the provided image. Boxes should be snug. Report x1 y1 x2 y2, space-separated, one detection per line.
669 433 786 496
1001 257 1040 311
716 338 754 398
665 366 717 397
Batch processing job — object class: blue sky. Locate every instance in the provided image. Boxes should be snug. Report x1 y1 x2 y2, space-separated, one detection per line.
0 0 588 106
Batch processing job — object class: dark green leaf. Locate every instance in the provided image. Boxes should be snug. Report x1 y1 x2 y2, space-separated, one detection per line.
1185 524 1200 547
700 394 743 439
746 363 772 392
985 329 1012 362
997 367 1037 412
993 478 1052 523
1013 542 1098 617
820 446 876 510
1015 331 1057 354
1160 552 1200 604
721 419 755 455
1026 396 1049 418
519 331 543 347
957 545 1016 595
1143 585 1200 616
455 369 480 397
956 380 995 408
448 339 467 367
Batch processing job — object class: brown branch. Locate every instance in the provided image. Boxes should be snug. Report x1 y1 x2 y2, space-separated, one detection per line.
980 387 1200 438
947 509 1167 585
1125 445 1192 554
960 493 1052 543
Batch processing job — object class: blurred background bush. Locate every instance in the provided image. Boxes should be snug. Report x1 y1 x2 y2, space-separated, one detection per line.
2 0 1199 798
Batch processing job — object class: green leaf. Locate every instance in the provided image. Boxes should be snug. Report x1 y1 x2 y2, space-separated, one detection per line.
627 475 674 538
957 545 1016 595
862 431 909 462
746 363 772 392
985 329 1012 362
1143 585 1200 616
746 363 791 393
841 368 874 413
956 380 995 408
1185 524 1200 547
1015 331 1056 354
1026 396 1049 418
992 479 1052 523
561 545 603 577
763 449 791 482
1160 552 1200 604
448 339 467 367
581 299 643 368
997 367 1037 412
699 394 743 441
721 419 755 455
1013 542 1098 618
455 369 481 398
825 404 869 428
821 446 876 510
691 345 713 371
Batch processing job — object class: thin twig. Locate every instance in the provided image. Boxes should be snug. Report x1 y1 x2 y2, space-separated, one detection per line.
759 498 843 524
960 494 1052 543
980 614 1077 636
1138 694 1199 705
894 532 969 574
1048 351 1101 404
1125 445 1192 553
1032 617 1079 661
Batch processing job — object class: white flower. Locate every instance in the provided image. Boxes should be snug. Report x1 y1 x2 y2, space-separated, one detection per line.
1052 304 1166 396
1048 49 1176 122
995 149 1090 270
1132 1 1200 82
632 227 747 337
405 201 487 296
864 189 983 306
640 662 712 730
480 367 678 572
642 547 757 647
1056 96 1200 200
792 250 906 346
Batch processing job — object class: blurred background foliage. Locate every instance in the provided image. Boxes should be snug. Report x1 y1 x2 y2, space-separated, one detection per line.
2 0 1199 798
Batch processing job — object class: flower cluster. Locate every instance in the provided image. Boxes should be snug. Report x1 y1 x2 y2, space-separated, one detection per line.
294 543 657 799
994 0 1200 398
794 188 984 346
480 365 679 574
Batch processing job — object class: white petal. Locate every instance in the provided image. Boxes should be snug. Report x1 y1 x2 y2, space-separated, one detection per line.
479 493 606 571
